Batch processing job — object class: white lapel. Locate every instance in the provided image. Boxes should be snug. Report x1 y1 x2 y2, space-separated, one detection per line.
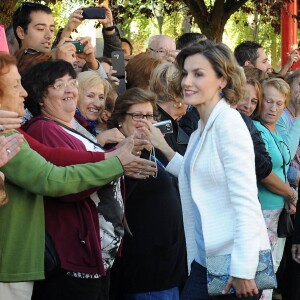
189 99 230 174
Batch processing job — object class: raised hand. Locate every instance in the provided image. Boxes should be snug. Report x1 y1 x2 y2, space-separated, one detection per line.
54 37 76 65
76 36 98 70
105 136 156 179
60 8 84 40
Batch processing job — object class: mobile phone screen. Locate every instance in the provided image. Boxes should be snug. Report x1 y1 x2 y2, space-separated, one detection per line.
82 7 106 19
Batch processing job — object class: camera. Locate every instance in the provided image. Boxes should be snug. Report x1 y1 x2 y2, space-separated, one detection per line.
71 41 84 53
82 7 106 19
153 120 173 134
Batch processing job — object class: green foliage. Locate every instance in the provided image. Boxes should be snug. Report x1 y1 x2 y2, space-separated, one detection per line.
225 2 281 70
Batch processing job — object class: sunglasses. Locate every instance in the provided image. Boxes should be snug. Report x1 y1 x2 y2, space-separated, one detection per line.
24 48 40 55
18 2 38 22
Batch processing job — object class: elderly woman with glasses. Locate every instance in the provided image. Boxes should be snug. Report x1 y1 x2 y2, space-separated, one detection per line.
20 60 155 300
253 78 300 300
108 87 187 300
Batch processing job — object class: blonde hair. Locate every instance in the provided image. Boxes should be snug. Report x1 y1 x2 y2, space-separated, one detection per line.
262 78 290 106
77 71 111 101
149 63 182 104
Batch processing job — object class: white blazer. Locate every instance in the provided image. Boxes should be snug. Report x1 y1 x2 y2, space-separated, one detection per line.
166 99 270 279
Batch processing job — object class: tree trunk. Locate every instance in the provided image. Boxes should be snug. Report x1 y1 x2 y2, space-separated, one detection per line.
152 0 164 34
182 0 248 42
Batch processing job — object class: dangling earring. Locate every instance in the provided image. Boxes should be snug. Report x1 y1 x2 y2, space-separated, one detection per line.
118 124 122 128
173 101 183 109
219 87 225 98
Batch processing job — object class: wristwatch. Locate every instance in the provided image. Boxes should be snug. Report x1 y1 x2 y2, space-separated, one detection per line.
104 25 115 31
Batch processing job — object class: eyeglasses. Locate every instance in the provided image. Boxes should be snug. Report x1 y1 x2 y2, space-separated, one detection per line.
24 48 40 55
49 79 78 90
148 48 179 57
124 112 155 121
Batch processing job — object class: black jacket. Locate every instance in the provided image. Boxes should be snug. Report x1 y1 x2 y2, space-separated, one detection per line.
156 106 189 166
241 113 272 181
110 149 187 293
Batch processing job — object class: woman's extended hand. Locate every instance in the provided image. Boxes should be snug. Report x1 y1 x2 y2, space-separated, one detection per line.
96 128 125 146
138 119 176 161
105 136 157 179
223 276 258 298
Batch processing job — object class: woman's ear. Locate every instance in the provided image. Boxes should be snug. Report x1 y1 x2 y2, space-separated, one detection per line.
220 77 228 90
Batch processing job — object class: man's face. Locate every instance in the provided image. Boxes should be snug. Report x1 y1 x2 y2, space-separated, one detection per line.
121 41 132 56
17 11 55 53
254 48 272 74
148 36 177 61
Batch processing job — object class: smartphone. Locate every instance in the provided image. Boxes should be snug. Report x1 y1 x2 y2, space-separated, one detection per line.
111 50 127 95
82 7 106 19
71 41 84 53
111 51 126 79
154 120 173 134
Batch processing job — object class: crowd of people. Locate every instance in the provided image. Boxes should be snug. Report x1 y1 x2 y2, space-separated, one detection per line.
1 2 300 300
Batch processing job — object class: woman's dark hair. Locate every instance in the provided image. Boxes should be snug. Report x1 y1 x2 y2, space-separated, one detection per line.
22 59 76 116
176 40 246 105
108 87 157 129
97 56 112 66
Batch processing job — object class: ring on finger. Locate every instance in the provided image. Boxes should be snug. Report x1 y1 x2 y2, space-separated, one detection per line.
6 149 11 155
0 125 5 132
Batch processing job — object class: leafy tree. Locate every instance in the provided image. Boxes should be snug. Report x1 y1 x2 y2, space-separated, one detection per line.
1 0 297 45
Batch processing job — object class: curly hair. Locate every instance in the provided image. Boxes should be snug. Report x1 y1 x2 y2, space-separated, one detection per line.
149 62 182 105
22 60 76 116
176 40 246 105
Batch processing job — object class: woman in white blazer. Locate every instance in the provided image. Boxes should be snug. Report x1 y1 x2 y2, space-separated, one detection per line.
140 41 272 300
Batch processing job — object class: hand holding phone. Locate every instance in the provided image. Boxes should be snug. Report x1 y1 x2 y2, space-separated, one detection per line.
71 41 84 53
153 120 173 134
